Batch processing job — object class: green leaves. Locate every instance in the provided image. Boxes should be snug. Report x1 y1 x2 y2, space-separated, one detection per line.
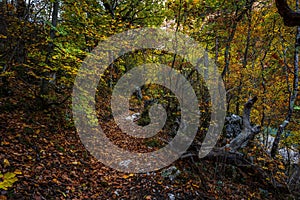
294 106 300 110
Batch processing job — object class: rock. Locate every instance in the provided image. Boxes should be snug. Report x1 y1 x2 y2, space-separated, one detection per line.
119 159 132 168
125 113 140 122
161 166 180 181
168 193 175 200
134 86 142 100
278 148 299 164
258 135 299 164
225 114 243 139
114 189 121 196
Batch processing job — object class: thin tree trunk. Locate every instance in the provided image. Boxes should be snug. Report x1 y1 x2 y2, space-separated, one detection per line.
271 2 299 157
40 0 59 96
260 20 276 144
221 0 254 79
221 22 236 79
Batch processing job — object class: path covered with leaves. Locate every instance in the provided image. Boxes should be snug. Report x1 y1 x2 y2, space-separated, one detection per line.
0 84 290 199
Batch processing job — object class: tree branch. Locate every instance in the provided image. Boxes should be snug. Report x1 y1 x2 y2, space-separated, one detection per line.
226 96 261 152
192 97 289 193
275 0 300 27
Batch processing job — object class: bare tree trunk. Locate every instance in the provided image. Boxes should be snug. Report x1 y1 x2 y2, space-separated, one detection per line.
271 3 300 157
16 0 26 19
221 20 237 79
192 97 288 193
103 0 118 18
195 96 261 157
225 96 261 152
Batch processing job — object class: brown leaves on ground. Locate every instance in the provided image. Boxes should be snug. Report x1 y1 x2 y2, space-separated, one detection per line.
0 85 290 199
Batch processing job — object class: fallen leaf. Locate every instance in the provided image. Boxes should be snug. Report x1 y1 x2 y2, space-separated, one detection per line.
3 159 10 168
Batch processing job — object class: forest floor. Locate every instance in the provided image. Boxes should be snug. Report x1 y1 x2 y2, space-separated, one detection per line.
0 81 294 199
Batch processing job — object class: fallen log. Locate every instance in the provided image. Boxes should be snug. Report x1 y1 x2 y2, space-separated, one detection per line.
196 96 289 194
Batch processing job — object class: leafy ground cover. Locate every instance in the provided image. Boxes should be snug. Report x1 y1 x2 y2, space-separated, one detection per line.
0 82 292 199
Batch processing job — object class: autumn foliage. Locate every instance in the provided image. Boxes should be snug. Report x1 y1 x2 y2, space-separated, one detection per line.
0 0 299 199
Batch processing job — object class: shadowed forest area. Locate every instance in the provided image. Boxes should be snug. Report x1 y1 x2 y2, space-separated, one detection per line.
0 0 300 199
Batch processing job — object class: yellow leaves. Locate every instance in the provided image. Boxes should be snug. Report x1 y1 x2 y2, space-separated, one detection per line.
62 65 72 71
278 164 285 170
1 141 10 145
36 129 41 134
52 55 60 60
0 35 7 39
143 95 151 101
62 65 78 75
256 157 265 161
3 159 10 168
71 161 80 165
27 70 42 79
14 169 22 175
103 175 109 181
276 171 285 177
0 172 18 190
52 178 60 185
122 173 134 179
145 195 152 200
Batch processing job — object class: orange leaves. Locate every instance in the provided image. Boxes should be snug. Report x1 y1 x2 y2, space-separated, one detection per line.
122 173 134 179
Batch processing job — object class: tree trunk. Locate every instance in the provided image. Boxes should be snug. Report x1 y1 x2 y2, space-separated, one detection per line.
191 97 288 193
225 97 261 152
271 4 300 158
40 0 59 96
221 0 254 79
275 0 300 27
195 96 260 159
288 164 300 197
